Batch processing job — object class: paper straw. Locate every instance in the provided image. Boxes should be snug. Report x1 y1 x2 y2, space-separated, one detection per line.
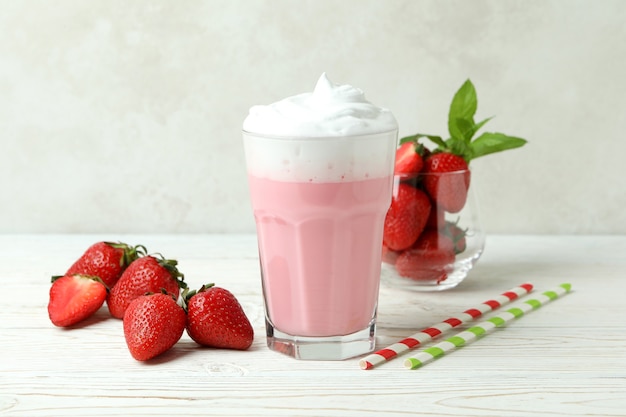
404 283 572 370
359 282 533 370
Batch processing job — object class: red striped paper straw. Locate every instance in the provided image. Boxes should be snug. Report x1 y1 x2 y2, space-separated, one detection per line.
404 283 571 370
359 283 533 370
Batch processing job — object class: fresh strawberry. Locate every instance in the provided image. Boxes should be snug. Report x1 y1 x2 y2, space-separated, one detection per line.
383 183 431 251
185 285 254 350
123 292 187 361
394 230 455 281
423 152 470 213
394 141 424 175
65 241 145 288
107 255 185 319
48 274 108 327
442 220 467 254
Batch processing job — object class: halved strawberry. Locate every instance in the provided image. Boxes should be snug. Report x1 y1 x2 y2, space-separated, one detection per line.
394 141 424 175
48 274 108 327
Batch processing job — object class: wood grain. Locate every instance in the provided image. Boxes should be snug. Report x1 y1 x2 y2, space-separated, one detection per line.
1 234 625 416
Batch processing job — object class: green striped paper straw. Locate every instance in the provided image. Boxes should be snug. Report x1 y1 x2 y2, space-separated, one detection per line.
404 283 572 370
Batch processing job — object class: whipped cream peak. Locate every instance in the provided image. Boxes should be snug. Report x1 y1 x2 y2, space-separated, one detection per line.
310 72 365 105
243 73 398 137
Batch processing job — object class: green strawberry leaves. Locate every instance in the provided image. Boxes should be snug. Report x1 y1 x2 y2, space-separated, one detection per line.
400 79 527 163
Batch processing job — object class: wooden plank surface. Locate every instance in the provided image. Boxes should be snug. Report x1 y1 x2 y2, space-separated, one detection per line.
1 234 624 416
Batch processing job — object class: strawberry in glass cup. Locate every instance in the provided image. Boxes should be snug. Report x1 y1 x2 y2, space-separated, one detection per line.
382 79 526 290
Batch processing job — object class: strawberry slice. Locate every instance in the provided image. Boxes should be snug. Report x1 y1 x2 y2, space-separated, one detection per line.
48 274 107 327
394 142 424 175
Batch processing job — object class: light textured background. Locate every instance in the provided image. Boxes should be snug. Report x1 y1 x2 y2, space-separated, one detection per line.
1 0 624 234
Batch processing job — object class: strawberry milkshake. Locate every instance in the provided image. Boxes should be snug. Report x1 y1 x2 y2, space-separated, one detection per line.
243 73 397 360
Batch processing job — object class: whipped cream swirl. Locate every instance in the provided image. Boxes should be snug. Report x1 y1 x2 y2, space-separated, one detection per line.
243 73 398 137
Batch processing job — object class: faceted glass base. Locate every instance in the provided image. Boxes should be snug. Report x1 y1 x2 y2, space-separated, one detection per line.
265 318 376 360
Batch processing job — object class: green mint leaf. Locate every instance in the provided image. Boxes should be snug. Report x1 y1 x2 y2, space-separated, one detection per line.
448 79 477 140
449 116 493 145
472 116 493 136
469 132 527 160
451 117 475 143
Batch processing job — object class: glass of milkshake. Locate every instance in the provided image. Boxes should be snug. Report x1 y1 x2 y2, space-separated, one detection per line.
243 73 398 360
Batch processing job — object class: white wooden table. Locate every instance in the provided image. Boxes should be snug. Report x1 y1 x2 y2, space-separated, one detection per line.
1 234 624 416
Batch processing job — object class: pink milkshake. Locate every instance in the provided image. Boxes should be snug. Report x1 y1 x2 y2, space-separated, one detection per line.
249 175 391 337
243 74 398 360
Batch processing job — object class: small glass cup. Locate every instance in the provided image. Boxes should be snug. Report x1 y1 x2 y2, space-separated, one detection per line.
381 169 485 291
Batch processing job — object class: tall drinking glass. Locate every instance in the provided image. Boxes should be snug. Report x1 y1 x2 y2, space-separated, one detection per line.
243 129 397 360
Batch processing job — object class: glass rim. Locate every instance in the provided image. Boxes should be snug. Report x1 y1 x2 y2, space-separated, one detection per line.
395 168 470 179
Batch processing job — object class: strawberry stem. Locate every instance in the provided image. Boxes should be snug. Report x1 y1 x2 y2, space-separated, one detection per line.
181 283 215 312
151 253 187 290
105 242 147 268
